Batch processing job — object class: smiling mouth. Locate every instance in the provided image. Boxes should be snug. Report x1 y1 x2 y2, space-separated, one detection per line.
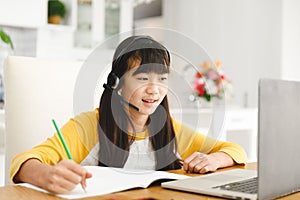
142 99 158 103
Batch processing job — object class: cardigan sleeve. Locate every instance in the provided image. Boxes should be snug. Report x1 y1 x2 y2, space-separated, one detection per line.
10 110 99 184
172 118 247 165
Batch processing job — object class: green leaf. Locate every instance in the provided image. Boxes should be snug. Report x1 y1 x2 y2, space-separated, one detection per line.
0 29 14 49
48 0 66 17
204 92 211 102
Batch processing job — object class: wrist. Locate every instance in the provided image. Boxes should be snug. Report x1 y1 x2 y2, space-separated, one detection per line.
210 151 234 168
15 158 47 187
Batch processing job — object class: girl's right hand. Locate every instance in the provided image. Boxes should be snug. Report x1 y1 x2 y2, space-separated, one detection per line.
40 159 92 194
14 158 92 194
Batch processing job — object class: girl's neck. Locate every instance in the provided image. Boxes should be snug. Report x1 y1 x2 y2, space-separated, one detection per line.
128 112 148 133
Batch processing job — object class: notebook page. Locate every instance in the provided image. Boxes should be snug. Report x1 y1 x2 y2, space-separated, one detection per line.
18 166 189 199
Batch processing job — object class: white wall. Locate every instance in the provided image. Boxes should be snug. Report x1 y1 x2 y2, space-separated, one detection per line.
281 0 300 80
0 0 47 28
163 0 284 107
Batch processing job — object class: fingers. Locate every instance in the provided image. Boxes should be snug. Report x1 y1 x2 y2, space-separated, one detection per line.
183 152 217 174
82 171 93 186
183 152 206 172
81 171 93 190
46 173 77 194
69 161 93 191
44 160 92 194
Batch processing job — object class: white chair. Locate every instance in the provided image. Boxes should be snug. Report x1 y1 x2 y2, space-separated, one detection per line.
3 56 82 185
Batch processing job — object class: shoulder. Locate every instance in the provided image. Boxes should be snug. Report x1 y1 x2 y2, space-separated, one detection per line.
171 117 181 133
67 109 99 149
171 117 195 136
72 108 99 126
74 108 99 120
171 117 206 144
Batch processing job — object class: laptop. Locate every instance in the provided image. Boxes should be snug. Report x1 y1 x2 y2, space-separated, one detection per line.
162 79 300 200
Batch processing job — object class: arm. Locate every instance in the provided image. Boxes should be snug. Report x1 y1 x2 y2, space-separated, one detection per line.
172 118 247 173
182 135 247 173
10 111 99 193
10 121 89 184
183 151 234 173
14 158 92 194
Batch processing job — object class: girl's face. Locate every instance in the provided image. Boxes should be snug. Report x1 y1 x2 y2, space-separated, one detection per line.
119 60 169 116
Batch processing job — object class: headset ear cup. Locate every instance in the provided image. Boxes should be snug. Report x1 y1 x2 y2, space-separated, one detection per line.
107 72 119 89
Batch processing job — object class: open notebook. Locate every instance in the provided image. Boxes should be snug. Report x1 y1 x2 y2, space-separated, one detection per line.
18 166 189 199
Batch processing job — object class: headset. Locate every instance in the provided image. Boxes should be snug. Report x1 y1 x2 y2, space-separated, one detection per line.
102 36 170 112
103 72 139 111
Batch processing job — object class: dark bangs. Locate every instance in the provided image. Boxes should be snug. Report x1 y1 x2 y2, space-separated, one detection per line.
131 48 170 75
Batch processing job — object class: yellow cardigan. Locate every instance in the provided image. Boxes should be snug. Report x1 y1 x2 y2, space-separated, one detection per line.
10 109 247 183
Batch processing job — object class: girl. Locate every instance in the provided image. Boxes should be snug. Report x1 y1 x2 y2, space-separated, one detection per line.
10 35 246 194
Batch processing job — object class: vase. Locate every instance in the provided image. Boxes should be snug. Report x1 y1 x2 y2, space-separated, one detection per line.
48 15 62 24
197 98 213 108
191 96 225 109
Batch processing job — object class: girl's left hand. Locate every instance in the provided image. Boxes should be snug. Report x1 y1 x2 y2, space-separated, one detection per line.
183 151 234 173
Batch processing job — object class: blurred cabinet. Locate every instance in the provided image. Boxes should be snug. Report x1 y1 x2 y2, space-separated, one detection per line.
225 109 257 162
40 0 133 60
0 0 134 60
0 0 47 28
171 108 258 162
74 0 133 49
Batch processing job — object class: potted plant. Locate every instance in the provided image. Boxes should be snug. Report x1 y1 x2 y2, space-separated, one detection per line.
0 28 14 49
48 0 66 24
0 28 14 102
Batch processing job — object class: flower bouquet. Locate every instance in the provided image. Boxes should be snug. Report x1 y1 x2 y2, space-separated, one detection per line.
192 60 232 103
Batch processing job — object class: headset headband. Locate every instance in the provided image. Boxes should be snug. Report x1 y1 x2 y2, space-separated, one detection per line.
113 36 170 63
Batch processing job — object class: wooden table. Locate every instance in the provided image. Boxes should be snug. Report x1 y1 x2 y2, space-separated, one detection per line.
1 163 300 200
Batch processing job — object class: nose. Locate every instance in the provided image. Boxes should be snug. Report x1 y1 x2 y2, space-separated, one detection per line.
146 83 159 95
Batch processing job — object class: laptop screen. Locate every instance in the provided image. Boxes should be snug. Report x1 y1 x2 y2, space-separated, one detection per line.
258 79 300 199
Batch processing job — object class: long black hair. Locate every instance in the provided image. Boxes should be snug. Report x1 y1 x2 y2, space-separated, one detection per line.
98 35 182 170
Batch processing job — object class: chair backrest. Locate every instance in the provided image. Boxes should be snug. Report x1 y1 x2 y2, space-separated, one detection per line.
3 56 82 185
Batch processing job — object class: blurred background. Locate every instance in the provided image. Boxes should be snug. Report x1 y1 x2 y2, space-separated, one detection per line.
1 0 300 108
1 0 300 185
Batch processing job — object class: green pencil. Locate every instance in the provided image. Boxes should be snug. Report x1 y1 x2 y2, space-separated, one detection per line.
52 119 73 160
52 119 86 193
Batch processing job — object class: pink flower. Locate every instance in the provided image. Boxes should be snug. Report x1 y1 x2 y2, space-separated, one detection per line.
206 70 218 80
192 60 232 101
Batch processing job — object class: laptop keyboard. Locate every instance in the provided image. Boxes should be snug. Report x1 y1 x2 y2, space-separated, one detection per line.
213 177 258 194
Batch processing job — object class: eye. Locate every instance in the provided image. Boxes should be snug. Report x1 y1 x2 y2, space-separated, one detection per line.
159 75 168 82
137 77 148 81
135 74 149 81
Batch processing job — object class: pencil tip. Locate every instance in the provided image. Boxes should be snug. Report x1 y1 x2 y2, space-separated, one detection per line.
82 186 87 193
